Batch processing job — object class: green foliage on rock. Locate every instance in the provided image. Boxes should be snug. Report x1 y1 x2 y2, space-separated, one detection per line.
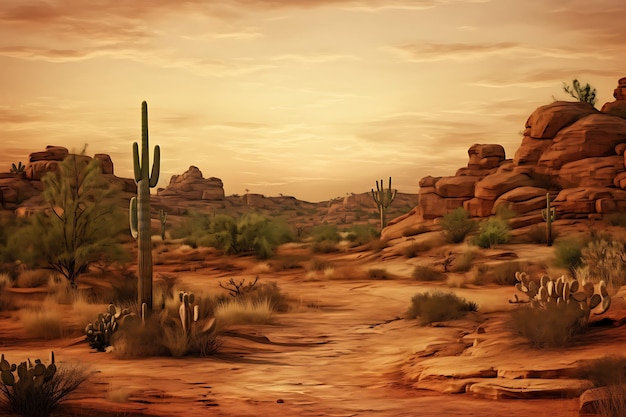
563 78 597 107
440 207 477 244
472 216 510 248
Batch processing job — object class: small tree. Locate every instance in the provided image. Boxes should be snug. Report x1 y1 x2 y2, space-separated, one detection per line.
20 153 127 288
563 79 597 107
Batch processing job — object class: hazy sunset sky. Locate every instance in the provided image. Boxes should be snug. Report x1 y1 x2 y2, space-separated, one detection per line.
1 0 624 202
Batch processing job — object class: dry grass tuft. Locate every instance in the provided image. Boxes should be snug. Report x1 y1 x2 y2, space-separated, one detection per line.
215 298 274 329
20 301 64 339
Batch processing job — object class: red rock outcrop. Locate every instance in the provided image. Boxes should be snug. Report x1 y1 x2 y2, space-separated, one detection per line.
157 166 225 201
415 77 626 225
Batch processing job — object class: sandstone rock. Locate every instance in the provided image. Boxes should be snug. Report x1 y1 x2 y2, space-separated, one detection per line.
95 154 114 175
28 145 68 162
419 176 440 188
157 166 225 201
601 100 626 118
537 114 626 171
0 178 39 205
467 144 505 169
25 160 59 181
468 378 593 400
242 193 267 208
525 101 597 139
463 198 494 218
455 167 497 177
474 169 534 201
418 191 467 219
492 187 548 215
435 176 480 198
553 187 626 217
558 156 625 188
513 135 553 165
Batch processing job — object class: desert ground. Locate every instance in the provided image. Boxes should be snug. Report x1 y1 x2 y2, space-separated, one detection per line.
2 219 625 417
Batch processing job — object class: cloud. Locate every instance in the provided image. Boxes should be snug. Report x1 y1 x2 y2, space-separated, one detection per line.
388 42 613 62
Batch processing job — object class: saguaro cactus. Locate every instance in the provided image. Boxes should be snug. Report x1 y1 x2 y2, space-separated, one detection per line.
371 177 397 231
159 209 167 240
130 101 160 310
541 192 556 246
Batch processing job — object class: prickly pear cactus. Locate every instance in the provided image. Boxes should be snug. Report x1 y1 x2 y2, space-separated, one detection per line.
0 352 56 392
84 304 135 351
510 271 611 327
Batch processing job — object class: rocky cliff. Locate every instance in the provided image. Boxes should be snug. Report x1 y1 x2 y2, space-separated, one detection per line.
412 77 626 229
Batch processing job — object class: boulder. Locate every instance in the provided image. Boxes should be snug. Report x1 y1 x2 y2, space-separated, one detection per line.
557 156 625 188
418 191 467 219
435 176 480 198
419 176 441 188
553 187 626 217
579 386 626 416
524 101 597 139
464 198 494 218
0 178 40 205
537 114 626 171
95 154 114 175
157 166 225 201
25 160 59 181
492 187 549 215
513 136 553 166
474 168 534 201
467 144 506 169
28 145 68 162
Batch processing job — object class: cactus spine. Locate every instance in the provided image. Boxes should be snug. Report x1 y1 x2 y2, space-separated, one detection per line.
130 101 160 310
541 192 556 246
371 177 397 231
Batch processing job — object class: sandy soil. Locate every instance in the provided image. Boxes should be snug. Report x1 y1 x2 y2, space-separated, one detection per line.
1 242 622 417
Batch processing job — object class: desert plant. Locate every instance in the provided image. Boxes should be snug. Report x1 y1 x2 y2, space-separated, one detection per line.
371 177 397 231
214 298 274 328
541 193 556 246
553 237 586 269
129 101 161 310
159 209 167 240
471 261 531 286
472 216 510 248
17 153 127 289
84 304 138 352
577 355 626 388
344 224 379 246
440 207 476 243
309 223 341 243
451 247 477 273
9 162 25 174
411 265 445 281
509 272 611 347
563 78 597 107
406 291 477 325
15 269 50 288
581 239 626 289
0 352 88 417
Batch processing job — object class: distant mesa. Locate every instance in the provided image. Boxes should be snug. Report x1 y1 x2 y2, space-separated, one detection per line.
157 165 225 201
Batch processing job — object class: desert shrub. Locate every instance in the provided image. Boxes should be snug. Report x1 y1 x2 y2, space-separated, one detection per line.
577 356 626 388
344 224 379 246
451 248 478 273
472 217 510 248
604 212 626 227
411 265 446 281
368 268 388 280
0 354 89 417
472 261 531 286
20 306 64 340
214 298 274 329
527 224 560 244
509 302 584 348
403 241 433 258
406 291 477 325
402 225 428 237
243 281 288 313
563 78 597 107
440 208 477 244
16 269 50 288
309 224 341 243
581 239 626 289
553 237 586 269
311 240 339 253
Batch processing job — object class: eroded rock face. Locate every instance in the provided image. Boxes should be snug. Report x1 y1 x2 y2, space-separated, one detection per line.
157 166 225 201
417 79 626 224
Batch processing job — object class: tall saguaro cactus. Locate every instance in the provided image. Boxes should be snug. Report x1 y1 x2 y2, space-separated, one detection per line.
129 101 160 310
371 177 397 231
541 192 556 247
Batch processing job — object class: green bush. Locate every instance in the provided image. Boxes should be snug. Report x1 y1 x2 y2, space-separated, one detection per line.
472 217 510 248
553 237 586 269
344 224 379 246
440 208 477 244
411 265 445 281
509 303 584 348
407 291 477 325
309 224 341 243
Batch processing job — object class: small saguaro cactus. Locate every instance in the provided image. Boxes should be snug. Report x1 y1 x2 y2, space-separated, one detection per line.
541 192 556 246
159 209 167 240
371 177 397 231
130 101 161 310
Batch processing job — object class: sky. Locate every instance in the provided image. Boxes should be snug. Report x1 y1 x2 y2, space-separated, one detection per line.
1 0 624 202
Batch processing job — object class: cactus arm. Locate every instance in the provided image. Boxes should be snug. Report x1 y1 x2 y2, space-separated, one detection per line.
149 145 160 188
129 197 138 239
371 177 397 230
132 142 141 182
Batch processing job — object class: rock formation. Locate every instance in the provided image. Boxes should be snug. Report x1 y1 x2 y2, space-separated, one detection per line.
415 78 626 225
156 166 225 201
